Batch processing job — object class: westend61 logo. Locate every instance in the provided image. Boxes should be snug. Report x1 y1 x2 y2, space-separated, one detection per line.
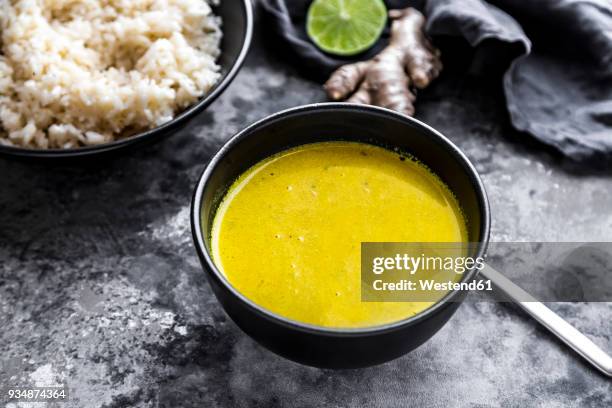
361 242 490 302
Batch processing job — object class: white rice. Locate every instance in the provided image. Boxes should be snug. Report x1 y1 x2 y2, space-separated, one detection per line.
0 0 222 149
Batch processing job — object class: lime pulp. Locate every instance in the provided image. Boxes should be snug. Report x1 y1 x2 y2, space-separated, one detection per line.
306 0 388 56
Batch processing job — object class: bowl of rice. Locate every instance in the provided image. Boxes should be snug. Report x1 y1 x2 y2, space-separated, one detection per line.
0 0 253 159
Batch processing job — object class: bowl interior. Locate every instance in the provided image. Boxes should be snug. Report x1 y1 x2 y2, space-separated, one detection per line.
200 105 488 253
0 0 252 159
215 1 250 79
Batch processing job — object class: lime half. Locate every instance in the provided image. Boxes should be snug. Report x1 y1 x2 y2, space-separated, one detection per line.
307 0 388 56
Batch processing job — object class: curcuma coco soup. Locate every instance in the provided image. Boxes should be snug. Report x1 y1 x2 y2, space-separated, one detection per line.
209 142 467 328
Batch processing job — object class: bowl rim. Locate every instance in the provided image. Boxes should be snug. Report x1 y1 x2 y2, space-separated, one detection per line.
0 0 254 159
191 102 491 336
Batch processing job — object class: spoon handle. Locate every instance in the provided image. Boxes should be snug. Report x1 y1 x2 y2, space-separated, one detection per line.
480 264 612 377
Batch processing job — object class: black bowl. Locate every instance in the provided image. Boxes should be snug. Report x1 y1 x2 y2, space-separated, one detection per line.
0 0 253 160
191 103 491 368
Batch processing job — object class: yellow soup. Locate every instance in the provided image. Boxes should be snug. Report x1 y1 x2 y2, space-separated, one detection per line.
210 142 467 328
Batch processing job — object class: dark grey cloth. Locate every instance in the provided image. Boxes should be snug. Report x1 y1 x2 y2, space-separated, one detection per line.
260 0 612 160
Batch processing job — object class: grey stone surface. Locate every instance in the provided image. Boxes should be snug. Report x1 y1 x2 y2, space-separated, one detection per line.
1 11 611 408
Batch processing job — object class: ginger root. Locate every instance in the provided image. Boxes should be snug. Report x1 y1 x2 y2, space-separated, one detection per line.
324 8 442 116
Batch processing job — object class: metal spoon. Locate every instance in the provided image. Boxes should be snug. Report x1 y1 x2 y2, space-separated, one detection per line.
480 264 612 378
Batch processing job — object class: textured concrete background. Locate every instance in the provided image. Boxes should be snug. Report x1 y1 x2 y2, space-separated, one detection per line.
1 8 611 408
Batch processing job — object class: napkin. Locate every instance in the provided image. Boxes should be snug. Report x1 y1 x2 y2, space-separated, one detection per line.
260 0 612 160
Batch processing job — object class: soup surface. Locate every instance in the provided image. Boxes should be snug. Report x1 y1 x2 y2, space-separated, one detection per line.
210 142 467 328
